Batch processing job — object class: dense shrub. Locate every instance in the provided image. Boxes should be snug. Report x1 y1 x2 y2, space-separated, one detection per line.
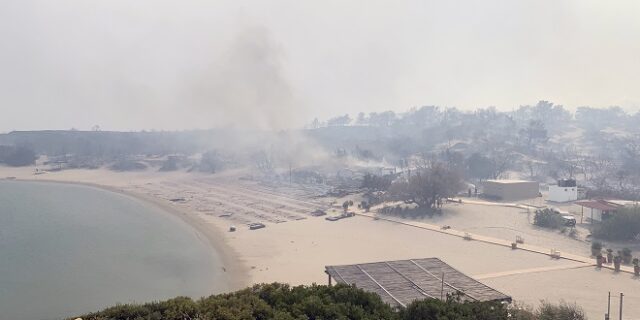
76 283 395 320
197 151 222 173
0 145 37 166
593 207 640 240
536 301 586 320
159 157 178 172
533 209 564 229
378 204 438 218
400 298 510 320
74 283 587 320
361 173 394 191
109 160 147 171
591 241 603 256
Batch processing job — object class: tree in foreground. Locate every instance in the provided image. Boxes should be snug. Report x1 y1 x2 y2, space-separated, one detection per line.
73 283 586 320
76 283 394 320
400 298 510 320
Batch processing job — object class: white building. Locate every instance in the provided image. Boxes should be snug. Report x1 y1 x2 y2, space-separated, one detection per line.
549 185 578 202
548 179 578 203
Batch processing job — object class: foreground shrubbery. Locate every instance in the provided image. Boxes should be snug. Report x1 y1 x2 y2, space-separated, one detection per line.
593 207 640 240
74 283 586 320
77 283 394 320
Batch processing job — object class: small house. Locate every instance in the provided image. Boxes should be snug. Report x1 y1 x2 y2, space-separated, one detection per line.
548 179 578 202
575 200 623 222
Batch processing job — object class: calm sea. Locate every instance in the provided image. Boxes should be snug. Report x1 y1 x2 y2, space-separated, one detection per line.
0 180 227 320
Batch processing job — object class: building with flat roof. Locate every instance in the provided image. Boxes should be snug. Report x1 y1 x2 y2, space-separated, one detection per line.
483 179 539 201
548 179 578 203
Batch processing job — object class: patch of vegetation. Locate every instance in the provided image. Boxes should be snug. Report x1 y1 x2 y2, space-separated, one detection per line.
0 145 37 166
359 201 371 212
591 241 603 256
387 162 462 214
109 160 147 171
568 227 578 238
361 173 394 191
593 207 640 240
342 200 354 212
159 157 179 172
622 247 633 264
196 151 222 173
536 300 586 320
378 204 438 218
74 283 587 320
76 283 395 320
399 298 509 320
533 208 564 229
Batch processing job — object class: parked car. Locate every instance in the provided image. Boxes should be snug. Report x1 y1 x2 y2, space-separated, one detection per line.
561 215 576 227
549 207 576 227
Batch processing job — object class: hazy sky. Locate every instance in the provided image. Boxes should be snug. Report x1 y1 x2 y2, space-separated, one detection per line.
1 0 639 131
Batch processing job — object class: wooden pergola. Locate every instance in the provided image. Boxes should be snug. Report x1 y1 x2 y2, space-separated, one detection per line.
325 258 511 307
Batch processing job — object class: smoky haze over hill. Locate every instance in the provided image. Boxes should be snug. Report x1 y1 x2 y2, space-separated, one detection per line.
2 0 640 132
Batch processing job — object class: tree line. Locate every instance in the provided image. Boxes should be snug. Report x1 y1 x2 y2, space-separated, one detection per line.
0 145 37 166
311 101 640 200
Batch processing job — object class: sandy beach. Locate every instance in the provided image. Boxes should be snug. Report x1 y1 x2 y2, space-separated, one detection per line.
2 165 639 318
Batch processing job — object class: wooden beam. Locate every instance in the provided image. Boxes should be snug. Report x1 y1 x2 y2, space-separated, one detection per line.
383 262 436 299
409 259 479 301
356 264 406 307
327 266 347 284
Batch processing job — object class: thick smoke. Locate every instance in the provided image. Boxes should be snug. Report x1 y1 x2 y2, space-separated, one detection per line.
185 25 304 131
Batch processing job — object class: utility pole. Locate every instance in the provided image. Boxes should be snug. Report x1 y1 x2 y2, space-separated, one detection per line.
619 293 623 320
440 273 445 300
605 291 610 320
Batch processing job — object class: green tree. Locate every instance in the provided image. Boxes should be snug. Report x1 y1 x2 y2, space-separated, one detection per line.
593 207 640 240
75 283 587 320
389 162 462 212
401 298 510 320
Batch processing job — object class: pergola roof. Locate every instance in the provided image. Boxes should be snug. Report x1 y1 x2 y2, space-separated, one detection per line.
325 258 511 307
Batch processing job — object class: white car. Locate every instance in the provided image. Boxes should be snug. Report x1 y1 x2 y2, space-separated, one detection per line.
549 207 576 227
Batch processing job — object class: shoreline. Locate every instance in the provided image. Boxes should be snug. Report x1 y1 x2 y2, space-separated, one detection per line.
2 167 640 317
4 177 249 295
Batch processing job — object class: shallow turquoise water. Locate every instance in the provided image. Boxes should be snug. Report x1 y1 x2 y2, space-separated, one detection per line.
0 181 226 320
